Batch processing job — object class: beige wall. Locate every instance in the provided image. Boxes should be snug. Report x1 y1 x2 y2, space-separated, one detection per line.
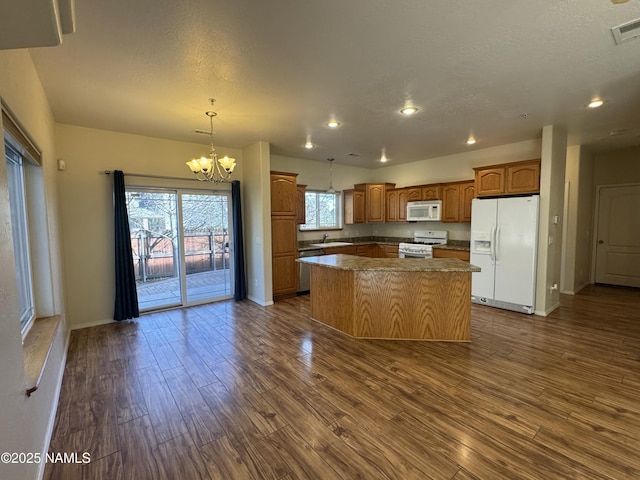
56 124 243 328
594 146 640 185
535 125 567 315
243 141 273 305
0 50 68 479
562 145 595 294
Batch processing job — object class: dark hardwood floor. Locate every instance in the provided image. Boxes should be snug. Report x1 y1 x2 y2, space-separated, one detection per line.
44 285 640 479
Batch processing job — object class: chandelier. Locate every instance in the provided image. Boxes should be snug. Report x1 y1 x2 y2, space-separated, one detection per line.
186 105 236 183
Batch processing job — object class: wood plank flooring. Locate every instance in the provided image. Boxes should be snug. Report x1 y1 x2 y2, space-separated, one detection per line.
44 284 640 479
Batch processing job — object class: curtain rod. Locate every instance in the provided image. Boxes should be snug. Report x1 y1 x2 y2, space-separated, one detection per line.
103 170 231 183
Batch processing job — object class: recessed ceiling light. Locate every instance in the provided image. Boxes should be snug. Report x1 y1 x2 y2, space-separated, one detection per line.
304 141 314 149
400 106 419 115
380 148 389 163
326 120 340 128
466 137 477 145
588 99 604 108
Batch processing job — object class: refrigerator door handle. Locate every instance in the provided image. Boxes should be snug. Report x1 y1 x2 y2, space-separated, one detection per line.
490 224 496 263
495 226 501 263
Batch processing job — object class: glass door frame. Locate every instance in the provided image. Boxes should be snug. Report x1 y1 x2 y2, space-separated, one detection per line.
126 185 234 312
179 188 234 308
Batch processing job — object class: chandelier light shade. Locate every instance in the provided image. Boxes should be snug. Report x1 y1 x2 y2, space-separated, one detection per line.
186 108 236 183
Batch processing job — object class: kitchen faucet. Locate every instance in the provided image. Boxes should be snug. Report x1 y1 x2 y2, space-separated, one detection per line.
322 233 329 243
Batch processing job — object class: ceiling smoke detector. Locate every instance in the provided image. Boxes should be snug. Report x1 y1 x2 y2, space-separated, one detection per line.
611 17 640 45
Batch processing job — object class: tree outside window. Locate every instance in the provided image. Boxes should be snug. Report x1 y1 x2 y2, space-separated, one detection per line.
300 191 341 230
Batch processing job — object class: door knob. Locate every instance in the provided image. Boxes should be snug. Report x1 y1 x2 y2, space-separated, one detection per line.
598 240 604 244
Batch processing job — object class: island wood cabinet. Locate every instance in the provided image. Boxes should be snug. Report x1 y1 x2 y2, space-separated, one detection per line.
474 159 541 197
295 184 306 225
442 181 475 223
354 183 395 223
271 171 299 300
343 188 365 224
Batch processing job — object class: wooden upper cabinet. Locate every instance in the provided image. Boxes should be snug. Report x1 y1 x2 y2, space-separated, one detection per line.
385 188 408 223
366 184 386 222
421 184 441 200
474 159 541 197
355 183 395 223
460 181 475 222
441 183 461 223
474 168 505 197
386 189 398 222
398 189 408 222
441 181 474 223
295 184 306 225
344 188 365 224
270 171 298 215
406 187 422 202
507 161 540 194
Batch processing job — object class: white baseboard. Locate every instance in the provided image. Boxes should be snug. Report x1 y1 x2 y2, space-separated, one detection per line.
559 281 590 296
37 327 70 480
70 317 116 330
248 295 273 306
534 301 561 317
573 282 590 294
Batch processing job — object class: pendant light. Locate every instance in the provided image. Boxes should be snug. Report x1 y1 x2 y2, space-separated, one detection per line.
326 158 336 193
186 99 236 183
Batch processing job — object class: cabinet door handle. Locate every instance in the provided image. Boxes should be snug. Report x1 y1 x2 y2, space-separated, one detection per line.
598 240 604 245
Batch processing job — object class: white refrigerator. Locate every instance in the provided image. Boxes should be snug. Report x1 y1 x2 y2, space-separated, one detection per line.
470 195 539 314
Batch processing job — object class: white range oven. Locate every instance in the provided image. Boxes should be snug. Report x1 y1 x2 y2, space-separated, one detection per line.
398 230 448 258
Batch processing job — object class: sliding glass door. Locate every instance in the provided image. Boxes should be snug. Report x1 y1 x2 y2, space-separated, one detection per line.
126 188 233 311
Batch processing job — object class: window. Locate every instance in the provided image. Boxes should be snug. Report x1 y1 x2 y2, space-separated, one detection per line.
300 190 341 231
5 136 35 333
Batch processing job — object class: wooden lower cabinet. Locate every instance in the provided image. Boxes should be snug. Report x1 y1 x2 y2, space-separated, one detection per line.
271 216 298 299
356 244 377 257
432 248 470 262
323 245 357 255
271 171 299 301
381 245 399 258
322 243 396 258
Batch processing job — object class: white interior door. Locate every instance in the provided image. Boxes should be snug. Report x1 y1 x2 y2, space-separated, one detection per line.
595 185 640 288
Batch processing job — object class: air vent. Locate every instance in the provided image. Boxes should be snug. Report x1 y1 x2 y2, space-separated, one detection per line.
194 129 210 135
611 17 640 44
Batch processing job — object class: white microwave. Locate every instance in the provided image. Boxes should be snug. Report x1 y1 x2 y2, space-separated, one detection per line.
406 200 442 222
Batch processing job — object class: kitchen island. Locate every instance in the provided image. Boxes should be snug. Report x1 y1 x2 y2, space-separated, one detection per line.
297 254 480 341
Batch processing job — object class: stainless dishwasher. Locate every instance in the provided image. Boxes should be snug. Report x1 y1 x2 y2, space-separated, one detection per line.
298 249 324 294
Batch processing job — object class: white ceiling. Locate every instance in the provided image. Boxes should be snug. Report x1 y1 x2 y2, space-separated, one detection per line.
15 0 640 167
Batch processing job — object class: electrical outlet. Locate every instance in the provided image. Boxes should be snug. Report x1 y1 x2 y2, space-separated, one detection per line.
253 278 258 288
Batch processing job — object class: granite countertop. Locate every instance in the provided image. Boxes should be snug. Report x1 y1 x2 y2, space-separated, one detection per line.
297 254 480 272
433 244 470 252
298 239 402 252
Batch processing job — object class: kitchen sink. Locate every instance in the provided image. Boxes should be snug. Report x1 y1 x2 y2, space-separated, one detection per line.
309 241 354 248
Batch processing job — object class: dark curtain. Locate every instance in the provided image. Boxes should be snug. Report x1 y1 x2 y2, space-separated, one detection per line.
113 170 139 320
232 180 247 300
